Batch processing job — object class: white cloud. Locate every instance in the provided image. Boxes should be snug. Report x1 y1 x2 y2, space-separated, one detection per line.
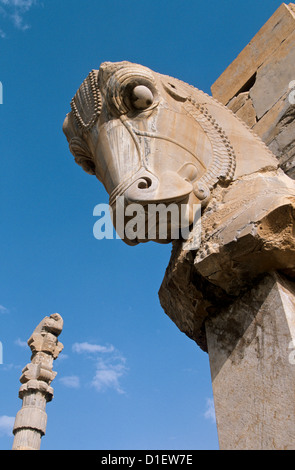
56 352 68 361
204 398 216 423
92 357 127 394
0 0 39 34
14 338 27 348
72 341 127 394
72 342 114 355
0 415 14 437
0 0 36 12
0 305 9 314
59 375 80 389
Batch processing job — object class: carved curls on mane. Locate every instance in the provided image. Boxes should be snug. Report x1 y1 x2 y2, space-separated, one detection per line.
70 70 102 131
63 70 102 175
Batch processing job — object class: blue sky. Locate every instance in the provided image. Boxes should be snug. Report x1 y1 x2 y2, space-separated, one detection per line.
0 0 285 450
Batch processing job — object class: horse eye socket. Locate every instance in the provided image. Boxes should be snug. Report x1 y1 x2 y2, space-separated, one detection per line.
130 85 154 110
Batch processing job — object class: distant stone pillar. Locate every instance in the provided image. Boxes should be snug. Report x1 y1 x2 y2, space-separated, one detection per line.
12 313 63 450
205 273 295 450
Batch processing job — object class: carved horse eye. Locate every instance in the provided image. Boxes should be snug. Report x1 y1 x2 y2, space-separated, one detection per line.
130 85 154 110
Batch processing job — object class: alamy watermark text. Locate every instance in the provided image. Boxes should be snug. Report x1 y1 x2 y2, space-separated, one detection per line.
93 196 201 249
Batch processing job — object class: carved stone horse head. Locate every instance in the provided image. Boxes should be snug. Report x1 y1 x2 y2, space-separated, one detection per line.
63 61 295 271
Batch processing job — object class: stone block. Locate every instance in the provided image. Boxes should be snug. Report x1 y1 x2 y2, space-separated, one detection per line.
252 92 290 144
159 246 210 351
159 169 295 351
227 92 257 127
211 3 295 105
227 92 249 113
193 171 295 294
250 28 295 119
13 407 47 435
252 96 295 178
276 116 295 150
235 96 257 128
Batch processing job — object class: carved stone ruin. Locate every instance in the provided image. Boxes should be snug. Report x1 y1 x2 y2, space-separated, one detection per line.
12 313 63 450
212 2 295 180
63 3 295 450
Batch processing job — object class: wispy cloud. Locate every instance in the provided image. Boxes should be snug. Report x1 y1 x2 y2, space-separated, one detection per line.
56 352 69 361
72 342 114 355
70 341 128 394
0 415 14 437
0 0 39 35
14 338 27 348
204 398 216 423
0 305 9 314
59 375 80 389
92 356 127 394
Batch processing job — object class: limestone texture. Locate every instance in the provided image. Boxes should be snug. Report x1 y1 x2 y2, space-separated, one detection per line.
159 3 295 352
63 60 290 249
12 314 63 451
211 3 295 106
206 273 295 450
212 3 295 179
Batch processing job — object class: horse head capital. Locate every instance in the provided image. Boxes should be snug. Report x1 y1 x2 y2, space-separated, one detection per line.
63 61 295 256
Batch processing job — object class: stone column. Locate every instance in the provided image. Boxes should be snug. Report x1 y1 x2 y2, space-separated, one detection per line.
205 272 295 450
12 313 63 450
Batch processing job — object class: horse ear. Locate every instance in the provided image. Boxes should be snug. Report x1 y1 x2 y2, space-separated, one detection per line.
69 137 96 175
70 70 102 131
161 76 191 102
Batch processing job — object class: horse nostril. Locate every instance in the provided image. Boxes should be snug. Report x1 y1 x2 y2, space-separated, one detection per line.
137 177 152 189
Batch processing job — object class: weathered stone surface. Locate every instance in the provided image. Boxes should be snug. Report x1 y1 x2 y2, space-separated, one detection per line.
252 91 290 145
227 92 257 128
12 314 63 451
62 16 295 450
250 90 295 178
206 273 295 450
193 170 295 294
159 170 295 350
235 96 257 128
63 60 295 352
227 92 249 113
158 245 211 351
28 312 63 358
211 3 295 105
211 3 295 180
63 61 280 246
159 4 295 451
250 29 295 119
13 406 47 435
